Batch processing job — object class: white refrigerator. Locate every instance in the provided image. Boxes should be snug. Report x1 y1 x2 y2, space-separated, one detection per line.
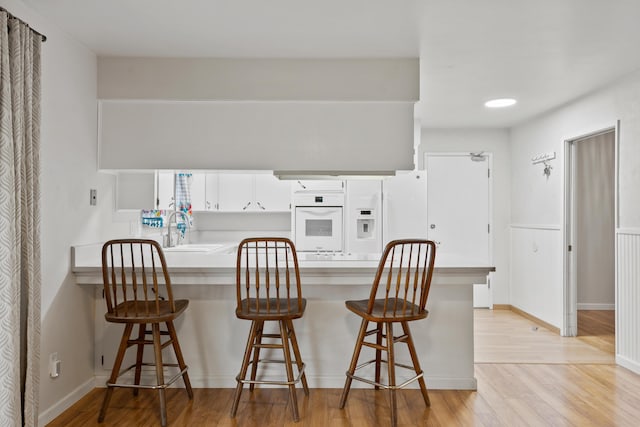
382 171 428 243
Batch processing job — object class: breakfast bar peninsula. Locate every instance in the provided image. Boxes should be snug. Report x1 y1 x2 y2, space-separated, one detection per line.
72 243 494 390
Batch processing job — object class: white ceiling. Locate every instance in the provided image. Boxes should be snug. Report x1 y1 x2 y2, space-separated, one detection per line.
23 0 640 127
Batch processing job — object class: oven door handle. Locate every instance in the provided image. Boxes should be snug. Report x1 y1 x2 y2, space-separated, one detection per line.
297 208 340 217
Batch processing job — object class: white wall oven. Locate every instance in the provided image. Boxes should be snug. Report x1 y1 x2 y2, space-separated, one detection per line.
293 192 344 252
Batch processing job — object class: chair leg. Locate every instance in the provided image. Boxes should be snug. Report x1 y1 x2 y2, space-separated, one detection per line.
402 321 430 406
249 320 264 392
386 322 398 427
99 323 134 423
280 320 300 422
286 319 309 396
133 323 146 397
152 323 168 427
166 320 194 399
231 320 259 418
375 322 383 390
339 318 369 409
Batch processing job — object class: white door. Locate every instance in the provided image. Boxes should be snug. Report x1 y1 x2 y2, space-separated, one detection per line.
426 153 491 307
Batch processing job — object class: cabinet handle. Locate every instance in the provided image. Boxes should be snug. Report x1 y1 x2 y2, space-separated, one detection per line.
256 201 266 210
206 201 211 209
242 201 252 210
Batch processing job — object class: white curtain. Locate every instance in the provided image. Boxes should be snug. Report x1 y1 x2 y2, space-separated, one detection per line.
0 10 42 427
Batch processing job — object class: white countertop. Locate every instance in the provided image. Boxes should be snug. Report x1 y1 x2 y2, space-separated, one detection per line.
71 242 495 286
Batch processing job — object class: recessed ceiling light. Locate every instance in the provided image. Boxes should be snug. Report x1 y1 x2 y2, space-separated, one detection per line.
485 98 517 108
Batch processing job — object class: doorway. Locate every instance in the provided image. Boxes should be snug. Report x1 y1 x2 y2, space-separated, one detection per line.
563 127 617 339
425 152 492 307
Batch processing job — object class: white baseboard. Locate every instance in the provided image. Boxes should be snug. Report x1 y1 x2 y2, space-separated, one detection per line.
38 377 97 427
577 303 615 310
616 354 640 376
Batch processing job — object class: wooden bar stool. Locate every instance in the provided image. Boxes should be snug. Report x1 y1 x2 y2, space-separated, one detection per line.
230 237 309 422
98 239 193 427
339 239 436 427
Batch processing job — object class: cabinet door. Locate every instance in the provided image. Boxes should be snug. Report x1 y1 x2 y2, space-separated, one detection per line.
218 173 253 211
156 171 174 210
293 180 344 192
190 172 207 211
254 174 292 211
204 173 219 211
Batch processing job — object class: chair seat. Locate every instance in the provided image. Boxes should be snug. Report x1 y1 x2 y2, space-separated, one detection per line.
236 298 306 320
345 298 428 322
105 299 189 324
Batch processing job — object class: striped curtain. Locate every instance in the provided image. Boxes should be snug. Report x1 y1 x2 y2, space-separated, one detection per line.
0 10 42 427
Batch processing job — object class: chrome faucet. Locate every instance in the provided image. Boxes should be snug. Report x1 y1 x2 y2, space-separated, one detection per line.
164 210 190 248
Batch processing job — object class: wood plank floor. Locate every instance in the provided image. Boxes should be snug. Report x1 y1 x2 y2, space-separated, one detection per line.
474 308 615 364
577 309 615 354
48 309 640 427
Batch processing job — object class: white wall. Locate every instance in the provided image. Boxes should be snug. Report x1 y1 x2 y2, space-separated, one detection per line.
510 69 640 371
0 1 124 424
419 128 511 305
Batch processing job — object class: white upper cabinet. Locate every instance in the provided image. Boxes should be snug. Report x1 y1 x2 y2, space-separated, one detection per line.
204 174 219 211
190 172 207 211
190 172 219 211
254 174 292 211
215 173 291 212
157 171 292 212
156 171 175 210
217 173 254 211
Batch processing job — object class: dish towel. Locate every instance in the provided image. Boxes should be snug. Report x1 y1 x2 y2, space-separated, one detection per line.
175 172 193 235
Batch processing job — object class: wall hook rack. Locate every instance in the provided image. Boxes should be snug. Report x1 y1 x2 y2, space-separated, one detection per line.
531 152 556 178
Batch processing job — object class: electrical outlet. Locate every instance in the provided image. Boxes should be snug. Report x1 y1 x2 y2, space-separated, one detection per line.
49 352 60 378
90 189 97 206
